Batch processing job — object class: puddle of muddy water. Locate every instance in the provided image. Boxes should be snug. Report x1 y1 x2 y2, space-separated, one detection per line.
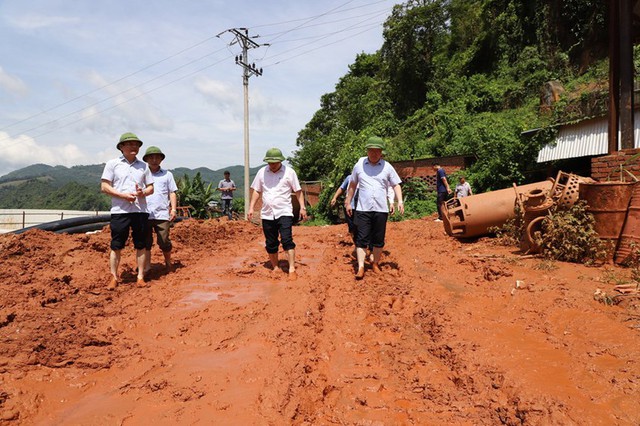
177 280 276 309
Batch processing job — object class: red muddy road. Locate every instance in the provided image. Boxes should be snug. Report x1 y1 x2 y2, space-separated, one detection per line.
0 218 638 425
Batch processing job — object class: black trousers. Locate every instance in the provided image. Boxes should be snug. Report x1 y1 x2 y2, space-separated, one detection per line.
262 216 295 254
354 211 388 249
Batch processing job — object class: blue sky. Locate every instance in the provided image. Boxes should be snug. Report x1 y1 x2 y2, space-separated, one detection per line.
0 0 395 177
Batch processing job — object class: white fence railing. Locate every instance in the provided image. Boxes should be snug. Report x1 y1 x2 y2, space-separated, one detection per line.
0 209 110 233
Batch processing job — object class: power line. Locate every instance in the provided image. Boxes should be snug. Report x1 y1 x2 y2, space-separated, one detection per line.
0 0 393 150
0 55 233 143
0 35 221 133
262 22 384 68
0 47 230 144
259 9 388 66
256 7 391 41
250 0 392 30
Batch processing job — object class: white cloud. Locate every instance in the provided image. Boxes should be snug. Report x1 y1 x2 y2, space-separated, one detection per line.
194 76 287 127
75 71 173 134
0 132 89 170
0 66 28 97
9 14 80 30
194 77 240 117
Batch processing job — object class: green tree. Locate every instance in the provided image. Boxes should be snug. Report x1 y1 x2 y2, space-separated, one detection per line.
176 172 215 219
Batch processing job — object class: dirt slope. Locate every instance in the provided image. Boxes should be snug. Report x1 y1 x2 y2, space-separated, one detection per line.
0 218 638 425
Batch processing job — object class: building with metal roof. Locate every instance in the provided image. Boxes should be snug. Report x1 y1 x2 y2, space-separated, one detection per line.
536 111 640 163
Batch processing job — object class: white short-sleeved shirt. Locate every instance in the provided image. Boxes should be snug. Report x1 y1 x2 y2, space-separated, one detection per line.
218 179 236 200
101 156 154 214
350 157 402 213
146 168 177 220
251 164 301 220
455 181 472 198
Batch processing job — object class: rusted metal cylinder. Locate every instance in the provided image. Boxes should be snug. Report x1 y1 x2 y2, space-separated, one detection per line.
520 188 554 253
615 182 640 264
443 180 553 238
578 181 635 255
524 216 546 253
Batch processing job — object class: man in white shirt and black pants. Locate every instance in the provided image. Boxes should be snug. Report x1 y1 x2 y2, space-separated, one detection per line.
248 148 307 280
345 137 404 280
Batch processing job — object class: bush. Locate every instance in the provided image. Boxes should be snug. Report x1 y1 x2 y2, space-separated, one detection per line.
490 203 525 246
534 201 610 264
388 178 438 221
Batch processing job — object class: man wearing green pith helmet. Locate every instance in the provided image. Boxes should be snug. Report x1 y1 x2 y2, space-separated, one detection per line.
344 136 404 280
101 132 154 290
143 145 178 275
248 148 306 280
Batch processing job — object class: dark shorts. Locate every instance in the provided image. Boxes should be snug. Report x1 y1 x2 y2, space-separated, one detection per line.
110 213 149 251
261 216 295 254
145 219 172 252
354 211 388 249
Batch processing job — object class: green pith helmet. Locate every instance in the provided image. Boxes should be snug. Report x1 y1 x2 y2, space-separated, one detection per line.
143 146 165 161
263 147 286 163
117 132 143 150
365 136 385 150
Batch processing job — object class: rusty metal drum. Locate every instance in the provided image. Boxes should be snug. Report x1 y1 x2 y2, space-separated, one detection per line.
443 180 553 238
578 181 635 255
615 182 640 264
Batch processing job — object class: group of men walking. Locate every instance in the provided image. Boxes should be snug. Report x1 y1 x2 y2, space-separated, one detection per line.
250 137 404 281
102 132 472 288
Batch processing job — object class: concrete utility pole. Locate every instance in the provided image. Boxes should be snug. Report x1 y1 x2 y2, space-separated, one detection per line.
217 28 267 220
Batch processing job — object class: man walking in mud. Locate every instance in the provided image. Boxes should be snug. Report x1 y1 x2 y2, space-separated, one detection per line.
248 148 306 280
345 136 404 280
142 146 178 275
101 132 154 290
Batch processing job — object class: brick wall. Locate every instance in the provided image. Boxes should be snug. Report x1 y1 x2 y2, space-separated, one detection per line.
591 148 640 181
392 155 473 190
301 182 322 206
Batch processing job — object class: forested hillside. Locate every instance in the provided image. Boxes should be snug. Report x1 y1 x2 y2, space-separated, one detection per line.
291 0 610 217
0 164 259 210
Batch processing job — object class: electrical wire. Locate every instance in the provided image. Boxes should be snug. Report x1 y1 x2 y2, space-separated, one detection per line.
0 47 231 144
262 21 384 68
0 0 394 149
0 35 220 133
250 0 393 30
6 55 233 143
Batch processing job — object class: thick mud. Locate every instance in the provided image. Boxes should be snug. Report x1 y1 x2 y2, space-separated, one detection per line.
0 218 638 425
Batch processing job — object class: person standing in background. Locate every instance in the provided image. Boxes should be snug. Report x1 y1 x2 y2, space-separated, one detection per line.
455 176 473 198
433 164 452 222
217 171 236 220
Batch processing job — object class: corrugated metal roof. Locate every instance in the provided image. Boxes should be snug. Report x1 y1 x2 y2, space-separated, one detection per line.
536 112 640 163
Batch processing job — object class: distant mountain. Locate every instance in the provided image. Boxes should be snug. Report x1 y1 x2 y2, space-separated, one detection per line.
0 163 263 210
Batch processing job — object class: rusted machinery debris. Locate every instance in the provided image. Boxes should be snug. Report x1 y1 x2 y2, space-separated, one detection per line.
443 170 639 264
